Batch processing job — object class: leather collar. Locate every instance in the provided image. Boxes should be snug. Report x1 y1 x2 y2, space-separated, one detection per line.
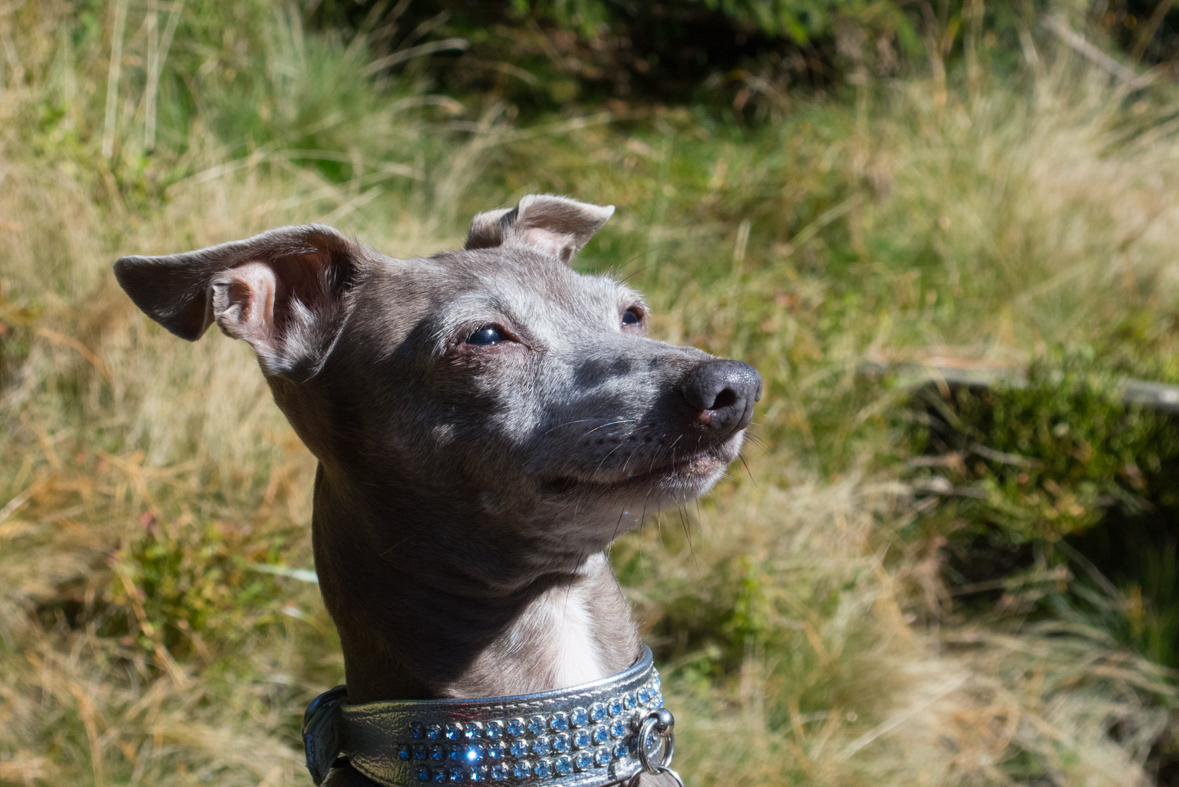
303 646 667 787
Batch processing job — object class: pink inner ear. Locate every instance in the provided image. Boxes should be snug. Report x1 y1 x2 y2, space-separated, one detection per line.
212 250 337 363
516 227 576 263
216 261 280 348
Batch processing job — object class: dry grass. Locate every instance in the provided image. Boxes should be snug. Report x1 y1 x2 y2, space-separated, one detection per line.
4 2 1179 786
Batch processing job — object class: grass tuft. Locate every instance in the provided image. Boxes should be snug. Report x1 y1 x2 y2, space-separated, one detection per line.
5 2 1179 786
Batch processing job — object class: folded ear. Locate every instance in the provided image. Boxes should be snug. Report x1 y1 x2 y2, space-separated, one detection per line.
113 225 361 379
465 194 614 263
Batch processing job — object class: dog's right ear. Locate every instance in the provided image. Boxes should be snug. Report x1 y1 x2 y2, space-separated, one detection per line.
465 194 614 263
113 225 360 379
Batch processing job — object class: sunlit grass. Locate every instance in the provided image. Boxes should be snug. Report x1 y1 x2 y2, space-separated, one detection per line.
3 2 1179 786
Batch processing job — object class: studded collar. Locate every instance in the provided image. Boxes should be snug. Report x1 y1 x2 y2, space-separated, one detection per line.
302 646 669 787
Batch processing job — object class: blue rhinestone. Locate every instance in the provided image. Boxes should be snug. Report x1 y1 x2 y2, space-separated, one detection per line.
531 737 550 756
572 730 590 749
612 742 628 759
431 745 446 761
652 673 661 689
485 721 504 740
447 746 461 761
462 745 484 764
464 723 483 741
511 761 531 780
509 740 529 759
428 724 444 741
527 716 547 736
622 693 636 711
506 719 526 738
593 748 610 767
448 766 463 782
399 744 413 760
551 734 570 754
417 765 431 782
470 765 488 783
553 756 573 776
637 688 651 705
486 742 505 761
549 713 568 733
652 693 664 708
533 760 552 779
591 726 608 745
609 720 626 739
490 764 507 782
415 745 429 761
588 703 606 722
445 724 463 742
432 767 446 783
606 699 623 717
411 723 426 739
569 708 588 728
573 752 592 771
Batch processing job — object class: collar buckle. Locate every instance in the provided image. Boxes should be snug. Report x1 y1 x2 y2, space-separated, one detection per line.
303 685 348 785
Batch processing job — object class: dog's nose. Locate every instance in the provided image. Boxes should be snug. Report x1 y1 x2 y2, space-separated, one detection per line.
680 360 762 434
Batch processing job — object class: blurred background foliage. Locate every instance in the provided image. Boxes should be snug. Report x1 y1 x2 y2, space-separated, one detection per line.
6 0 1179 785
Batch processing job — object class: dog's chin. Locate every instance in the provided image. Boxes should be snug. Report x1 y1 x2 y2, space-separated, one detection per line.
540 431 743 505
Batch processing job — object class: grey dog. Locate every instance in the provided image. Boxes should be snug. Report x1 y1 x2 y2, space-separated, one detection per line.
114 195 761 786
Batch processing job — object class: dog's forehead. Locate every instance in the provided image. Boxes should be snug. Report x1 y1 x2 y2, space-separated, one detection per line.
389 248 631 315
354 247 639 352
440 247 620 300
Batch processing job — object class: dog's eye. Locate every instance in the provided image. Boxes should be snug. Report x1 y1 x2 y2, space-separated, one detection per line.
465 326 504 345
621 308 642 327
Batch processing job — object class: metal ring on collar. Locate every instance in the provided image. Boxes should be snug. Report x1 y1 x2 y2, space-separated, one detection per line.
634 709 675 773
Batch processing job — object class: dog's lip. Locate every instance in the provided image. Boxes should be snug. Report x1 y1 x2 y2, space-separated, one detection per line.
540 440 738 493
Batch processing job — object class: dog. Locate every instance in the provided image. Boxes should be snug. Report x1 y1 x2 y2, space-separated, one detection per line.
114 195 761 786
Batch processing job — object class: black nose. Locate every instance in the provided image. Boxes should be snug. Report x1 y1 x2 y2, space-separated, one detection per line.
680 360 762 435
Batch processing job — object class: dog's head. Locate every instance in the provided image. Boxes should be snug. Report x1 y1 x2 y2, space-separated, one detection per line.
115 195 760 558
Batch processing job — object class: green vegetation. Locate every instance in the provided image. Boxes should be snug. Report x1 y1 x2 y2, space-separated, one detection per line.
4 1 1179 785
899 351 1179 668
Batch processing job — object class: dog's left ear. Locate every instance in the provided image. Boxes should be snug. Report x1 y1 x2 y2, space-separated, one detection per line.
465 194 614 263
114 225 361 379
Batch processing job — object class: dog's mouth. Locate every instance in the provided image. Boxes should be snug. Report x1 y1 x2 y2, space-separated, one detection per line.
539 432 743 497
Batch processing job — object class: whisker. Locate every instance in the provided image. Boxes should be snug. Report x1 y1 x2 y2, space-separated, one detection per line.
543 418 600 435
665 433 683 475
379 534 415 557
611 505 627 542
737 453 756 485
619 261 657 284
592 443 625 477
563 548 585 617
621 445 643 476
544 417 624 436
679 508 698 571
583 419 637 437
750 441 770 456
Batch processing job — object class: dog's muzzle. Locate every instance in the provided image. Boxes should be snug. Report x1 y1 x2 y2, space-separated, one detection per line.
303 646 681 787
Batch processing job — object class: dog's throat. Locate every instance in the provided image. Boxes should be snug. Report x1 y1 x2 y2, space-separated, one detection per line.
501 574 605 690
547 589 605 688
450 553 639 699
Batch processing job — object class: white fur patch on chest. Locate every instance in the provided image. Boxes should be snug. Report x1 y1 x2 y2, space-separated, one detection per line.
502 577 607 690
543 589 604 688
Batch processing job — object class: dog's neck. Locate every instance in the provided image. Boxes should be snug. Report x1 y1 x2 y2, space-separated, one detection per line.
310 465 643 705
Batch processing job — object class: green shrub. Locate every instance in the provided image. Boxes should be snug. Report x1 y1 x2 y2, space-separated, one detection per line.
899 349 1179 667
108 513 288 658
903 349 1179 547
